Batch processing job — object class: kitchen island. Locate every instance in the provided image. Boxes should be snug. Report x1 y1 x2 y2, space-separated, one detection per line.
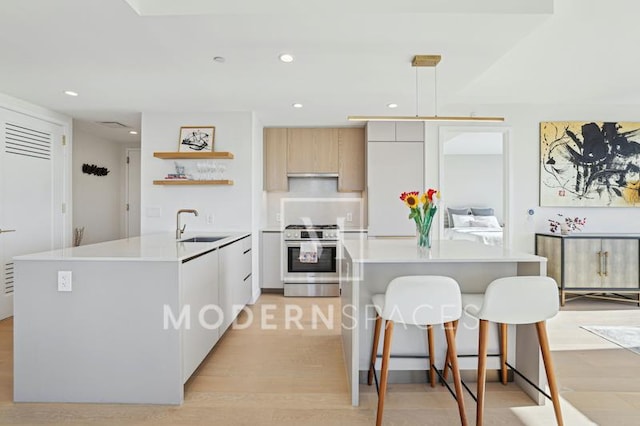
13 232 251 405
340 238 548 406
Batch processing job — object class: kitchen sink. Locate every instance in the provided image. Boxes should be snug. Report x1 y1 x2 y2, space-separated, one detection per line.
180 236 227 243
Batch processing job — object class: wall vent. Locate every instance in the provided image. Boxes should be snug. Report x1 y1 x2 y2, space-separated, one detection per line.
4 262 14 295
4 122 51 160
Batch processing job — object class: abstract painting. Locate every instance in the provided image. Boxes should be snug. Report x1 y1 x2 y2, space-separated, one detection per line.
178 126 215 152
540 121 640 207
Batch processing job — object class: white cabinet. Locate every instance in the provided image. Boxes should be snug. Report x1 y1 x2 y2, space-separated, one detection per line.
367 141 424 236
181 249 220 382
366 122 424 142
218 235 252 333
536 233 640 305
261 231 283 289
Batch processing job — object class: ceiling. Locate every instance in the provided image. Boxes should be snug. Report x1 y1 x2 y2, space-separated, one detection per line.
0 0 637 143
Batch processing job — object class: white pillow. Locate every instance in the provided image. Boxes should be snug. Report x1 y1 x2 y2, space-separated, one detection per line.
470 215 501 228
451 214 475 228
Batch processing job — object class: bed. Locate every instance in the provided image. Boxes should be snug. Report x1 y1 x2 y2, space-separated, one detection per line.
444 207 503 246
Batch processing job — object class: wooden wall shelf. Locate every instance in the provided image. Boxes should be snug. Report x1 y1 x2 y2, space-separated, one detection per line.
153 180 234 186
153 152 234 159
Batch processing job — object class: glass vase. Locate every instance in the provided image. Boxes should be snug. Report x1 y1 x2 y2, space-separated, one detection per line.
416 223 432 252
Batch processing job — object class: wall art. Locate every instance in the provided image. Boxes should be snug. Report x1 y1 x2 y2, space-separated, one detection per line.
178 126 215 152
540 121 640 207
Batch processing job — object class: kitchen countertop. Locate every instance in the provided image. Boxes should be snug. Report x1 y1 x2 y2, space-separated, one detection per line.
343 238 544 264
14 232 250 262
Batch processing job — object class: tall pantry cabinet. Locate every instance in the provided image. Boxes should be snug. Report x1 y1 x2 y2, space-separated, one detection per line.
366 122 424 237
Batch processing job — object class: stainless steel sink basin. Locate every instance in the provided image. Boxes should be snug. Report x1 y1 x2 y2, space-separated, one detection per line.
180 236 227 243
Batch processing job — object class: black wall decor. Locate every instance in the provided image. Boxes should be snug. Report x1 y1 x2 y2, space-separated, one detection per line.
82 163 110 176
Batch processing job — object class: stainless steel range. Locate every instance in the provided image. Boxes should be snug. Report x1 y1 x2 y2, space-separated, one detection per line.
282 224 340 297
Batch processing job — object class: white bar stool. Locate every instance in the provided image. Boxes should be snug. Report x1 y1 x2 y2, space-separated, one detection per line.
460 276 563 426
367 275 468 426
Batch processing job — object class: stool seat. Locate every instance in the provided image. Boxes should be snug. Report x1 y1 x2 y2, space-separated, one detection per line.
460 276 563 426
368 275 468 426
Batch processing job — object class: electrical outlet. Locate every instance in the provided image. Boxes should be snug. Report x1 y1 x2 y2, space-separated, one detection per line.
346 212 353 222
206 213 214 225
58 271 72 292
275 213 281 223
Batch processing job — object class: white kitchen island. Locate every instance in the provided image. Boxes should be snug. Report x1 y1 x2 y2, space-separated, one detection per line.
13 232 251 405
340 238 548 406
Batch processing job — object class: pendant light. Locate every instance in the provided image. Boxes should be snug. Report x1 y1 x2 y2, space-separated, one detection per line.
347 55 504 123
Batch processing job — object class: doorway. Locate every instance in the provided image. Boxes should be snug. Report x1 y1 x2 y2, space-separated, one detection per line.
125 148 141 238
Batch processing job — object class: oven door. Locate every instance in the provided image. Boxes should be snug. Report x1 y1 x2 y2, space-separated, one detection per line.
283 240 338 283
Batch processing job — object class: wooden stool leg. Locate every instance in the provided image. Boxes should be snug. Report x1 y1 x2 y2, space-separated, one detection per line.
499 322 508 385
376 321 394 426
444 321 468 426
442 319 458 382
427 325 436 387
368 315 382 385
477 319 489 426
536 321 564 426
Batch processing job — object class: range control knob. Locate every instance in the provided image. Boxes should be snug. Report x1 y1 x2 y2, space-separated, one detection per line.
285 232 291 238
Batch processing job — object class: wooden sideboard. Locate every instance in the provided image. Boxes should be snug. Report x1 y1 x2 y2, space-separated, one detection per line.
535 233 640 306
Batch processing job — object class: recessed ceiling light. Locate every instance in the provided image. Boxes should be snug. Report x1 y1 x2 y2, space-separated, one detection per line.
387 103 398 109
129 130 138 135
292 103 303 108
213 56 225 63
64 90 78 97
279 53 294 63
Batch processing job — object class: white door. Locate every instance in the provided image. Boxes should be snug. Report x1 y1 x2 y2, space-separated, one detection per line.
0 109 64 319
367 141 424 236
126 148 141 238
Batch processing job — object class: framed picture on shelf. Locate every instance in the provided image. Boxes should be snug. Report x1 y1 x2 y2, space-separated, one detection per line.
178 126 215 153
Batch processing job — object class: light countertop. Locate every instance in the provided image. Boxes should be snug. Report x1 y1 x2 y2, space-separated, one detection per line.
343 238 546 264
14 232 250 262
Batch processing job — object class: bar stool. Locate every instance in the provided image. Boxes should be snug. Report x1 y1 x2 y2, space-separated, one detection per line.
367 275 468 426
461 276 563 426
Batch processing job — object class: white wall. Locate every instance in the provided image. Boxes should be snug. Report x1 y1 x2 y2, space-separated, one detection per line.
443 154 503 223
141 112 254 234
72 127 125 245
429 103 640 252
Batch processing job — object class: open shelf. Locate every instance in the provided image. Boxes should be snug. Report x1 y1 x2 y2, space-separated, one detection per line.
153 180 234 186
153 152 234 159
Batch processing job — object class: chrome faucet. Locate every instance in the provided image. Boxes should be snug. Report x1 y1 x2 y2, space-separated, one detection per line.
176 209 199 239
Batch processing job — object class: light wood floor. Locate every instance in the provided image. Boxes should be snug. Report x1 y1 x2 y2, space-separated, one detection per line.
1 294 639 425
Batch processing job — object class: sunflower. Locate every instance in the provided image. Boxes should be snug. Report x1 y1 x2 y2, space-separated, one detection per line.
404 193 419 208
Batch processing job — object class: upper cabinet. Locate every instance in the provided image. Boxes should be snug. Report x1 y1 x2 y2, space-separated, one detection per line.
264 128 288 191
287 128 338 173
264 127 364 192
366 121 424 142
338 128 365 192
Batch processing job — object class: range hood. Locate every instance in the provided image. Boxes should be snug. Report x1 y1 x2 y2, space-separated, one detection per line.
287 173 339 178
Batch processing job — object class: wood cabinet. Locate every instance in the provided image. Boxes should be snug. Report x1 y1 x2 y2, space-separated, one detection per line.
536 233 640 305
261 231 283 289
338 128 365 192
263 128 288 191
287 128 339 173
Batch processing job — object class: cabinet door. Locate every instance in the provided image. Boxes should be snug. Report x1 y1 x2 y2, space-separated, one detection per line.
264 128 288 191
366 122 395 141
219 241 244 333
563 238 602 288
314 128 339 173
338 128 365 192
261 232 283 289
602 239 640 288
535 235 562 286
395 122 424 141
181 250 219 382
367 141 424 236
287 128 315 173
238 238 253 308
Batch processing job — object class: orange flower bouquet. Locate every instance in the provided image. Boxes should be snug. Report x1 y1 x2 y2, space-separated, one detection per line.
400 189 440 249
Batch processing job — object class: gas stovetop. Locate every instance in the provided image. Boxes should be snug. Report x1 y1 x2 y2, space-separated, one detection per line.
283 224 340 240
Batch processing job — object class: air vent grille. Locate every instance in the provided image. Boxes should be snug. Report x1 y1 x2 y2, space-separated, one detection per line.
5 122 52 160
4 262 14 295
98 121 128 129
